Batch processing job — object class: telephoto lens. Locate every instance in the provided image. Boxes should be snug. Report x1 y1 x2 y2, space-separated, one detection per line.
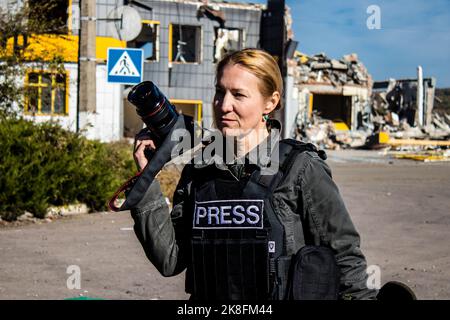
127 81 179 143
109 80 198 212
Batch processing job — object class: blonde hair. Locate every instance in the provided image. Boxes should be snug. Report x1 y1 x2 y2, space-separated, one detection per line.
216 48 283 111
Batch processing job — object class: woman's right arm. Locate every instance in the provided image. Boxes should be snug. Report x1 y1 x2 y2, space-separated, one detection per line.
130 132 193 277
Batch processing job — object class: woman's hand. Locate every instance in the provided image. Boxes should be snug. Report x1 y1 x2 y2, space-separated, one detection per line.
133 130 156 171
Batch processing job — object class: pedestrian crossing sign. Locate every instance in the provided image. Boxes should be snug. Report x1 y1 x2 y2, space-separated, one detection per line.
107 48 143 84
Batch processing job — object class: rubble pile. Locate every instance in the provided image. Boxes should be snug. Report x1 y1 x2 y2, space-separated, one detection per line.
371 79 416 130
299 112 337 150
383 113 450 140
295 52 372 88
289 50 448 160
371 77 449 140
296 112 370 150
429 113 450 138
370 110 450 162
297 110 450 154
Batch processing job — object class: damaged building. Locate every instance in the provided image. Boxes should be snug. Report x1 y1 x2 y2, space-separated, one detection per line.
125 0 295 138
288 50 447 151
119 0 267 138
288 52 373 148
3 0 298 141
371 70 438 137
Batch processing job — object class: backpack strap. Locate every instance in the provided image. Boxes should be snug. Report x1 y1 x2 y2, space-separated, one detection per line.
247 139 327 300
254 138 326 190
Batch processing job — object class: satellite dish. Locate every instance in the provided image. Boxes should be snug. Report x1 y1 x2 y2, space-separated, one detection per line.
107 6 142 41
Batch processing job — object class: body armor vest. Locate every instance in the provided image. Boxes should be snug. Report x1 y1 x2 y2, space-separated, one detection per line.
189 139 326 300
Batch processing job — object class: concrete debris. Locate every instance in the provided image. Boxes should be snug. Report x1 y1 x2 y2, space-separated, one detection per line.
291 60 448 156
284 5 294 40
294 52 372 88
375 113 450 162
295 112 370 150
301 112 337 150
371 77 438 132
370 111 450 141
214 28 240 62
197 2 226 26
296 108 449 152
291 51 374 147
335 130 370 149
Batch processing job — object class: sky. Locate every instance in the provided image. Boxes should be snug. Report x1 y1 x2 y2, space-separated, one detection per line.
233 0 450 88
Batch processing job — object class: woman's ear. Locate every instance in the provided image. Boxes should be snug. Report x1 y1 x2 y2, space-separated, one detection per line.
264 91 280 115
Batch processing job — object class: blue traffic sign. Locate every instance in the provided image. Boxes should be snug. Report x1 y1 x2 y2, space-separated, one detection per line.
107 48 143 84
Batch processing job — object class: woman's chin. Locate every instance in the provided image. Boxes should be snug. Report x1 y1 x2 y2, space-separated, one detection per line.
222 127 256 138
221 127 242 137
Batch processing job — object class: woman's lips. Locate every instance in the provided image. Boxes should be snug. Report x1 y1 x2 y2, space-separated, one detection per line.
221 118 237 122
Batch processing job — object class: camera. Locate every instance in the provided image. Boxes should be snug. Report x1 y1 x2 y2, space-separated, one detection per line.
127 81 180 143
109 81 196 211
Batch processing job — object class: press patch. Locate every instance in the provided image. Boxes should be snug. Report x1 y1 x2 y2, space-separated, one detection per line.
193 199 264 229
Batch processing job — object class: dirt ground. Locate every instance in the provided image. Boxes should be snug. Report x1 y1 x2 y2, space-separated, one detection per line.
0 150 449 300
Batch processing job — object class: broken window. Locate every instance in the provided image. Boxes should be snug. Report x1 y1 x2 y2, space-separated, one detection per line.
312 94 352 128
127 21 160 62
214 28 242 63
25 71 68 115
28 0 69 34
170 24 201 63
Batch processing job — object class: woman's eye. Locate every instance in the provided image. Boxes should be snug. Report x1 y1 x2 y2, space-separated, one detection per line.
234 93 245 98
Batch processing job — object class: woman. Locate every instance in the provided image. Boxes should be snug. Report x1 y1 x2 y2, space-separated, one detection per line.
131 48 377 300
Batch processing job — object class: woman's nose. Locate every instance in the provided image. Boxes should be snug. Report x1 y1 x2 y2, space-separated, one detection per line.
219 92 234 113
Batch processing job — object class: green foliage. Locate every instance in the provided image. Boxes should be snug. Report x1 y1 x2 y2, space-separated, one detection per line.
0 115 135 220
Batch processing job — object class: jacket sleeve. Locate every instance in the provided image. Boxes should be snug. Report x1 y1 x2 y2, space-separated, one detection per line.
130 165 193 277
298 152 378 300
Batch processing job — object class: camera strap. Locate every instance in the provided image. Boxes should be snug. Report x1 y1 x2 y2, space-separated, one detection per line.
108 170 144 211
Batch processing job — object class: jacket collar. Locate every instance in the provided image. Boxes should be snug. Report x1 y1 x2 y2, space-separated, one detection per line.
193 119 282 173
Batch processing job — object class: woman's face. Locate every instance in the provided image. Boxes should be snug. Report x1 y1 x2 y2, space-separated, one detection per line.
213 63 278 136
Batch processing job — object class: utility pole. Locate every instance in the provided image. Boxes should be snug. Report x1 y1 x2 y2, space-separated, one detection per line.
260 0 287 134
77 0 96 132
416 65 424 127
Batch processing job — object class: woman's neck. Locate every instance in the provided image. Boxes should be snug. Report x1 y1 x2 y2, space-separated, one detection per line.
226 125 269 160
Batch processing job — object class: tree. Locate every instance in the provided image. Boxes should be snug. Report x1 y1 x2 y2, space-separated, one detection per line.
0 0 68 116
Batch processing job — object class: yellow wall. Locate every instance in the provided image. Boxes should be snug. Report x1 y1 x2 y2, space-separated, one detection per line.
3 35 125 63
96 37 126 60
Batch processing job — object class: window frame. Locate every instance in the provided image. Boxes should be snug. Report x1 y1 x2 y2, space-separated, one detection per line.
24 69 69 116
170 99 203 125
213 27 245 63
67 0 74 35
168 23 203 64
127 20 160 63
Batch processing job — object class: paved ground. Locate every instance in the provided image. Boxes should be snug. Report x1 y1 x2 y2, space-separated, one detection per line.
0 150 449 300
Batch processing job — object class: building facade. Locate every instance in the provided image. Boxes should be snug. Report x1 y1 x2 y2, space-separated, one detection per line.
2 0 273 142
